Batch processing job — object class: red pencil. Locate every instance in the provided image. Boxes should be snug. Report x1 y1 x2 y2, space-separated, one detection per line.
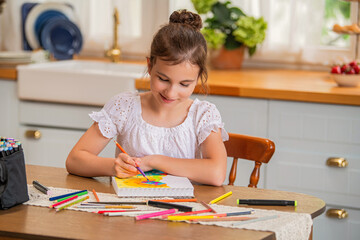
49 195 78 208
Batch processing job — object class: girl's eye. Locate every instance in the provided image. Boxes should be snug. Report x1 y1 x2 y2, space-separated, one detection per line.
158 76 168 82
180 83 190 87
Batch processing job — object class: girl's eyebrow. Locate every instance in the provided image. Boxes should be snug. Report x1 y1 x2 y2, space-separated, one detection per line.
156 71 196 82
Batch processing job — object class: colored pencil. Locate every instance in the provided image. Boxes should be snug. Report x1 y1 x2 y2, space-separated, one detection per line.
86 201 147 205
167 215 219 221
95 210 144 214
49 195 78 208
152 198 197 203
232 215 278 226
209 191 233 204
162 209 211 219
104 205 135 209
199 200 217 213
114 140 149 181
136 209 177 220
92 189 100 202
56 191 88 202
105 210 159 216
56 196 89 212
190 216 256 222
49 190 87 201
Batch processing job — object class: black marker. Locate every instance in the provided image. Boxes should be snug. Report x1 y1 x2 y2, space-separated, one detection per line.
237 199 297 206
32 180 51 195
147 200 193 212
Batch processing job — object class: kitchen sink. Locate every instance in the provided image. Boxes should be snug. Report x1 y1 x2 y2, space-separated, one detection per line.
17 60 147 106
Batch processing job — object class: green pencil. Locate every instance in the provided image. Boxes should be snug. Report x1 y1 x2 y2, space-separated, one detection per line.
56 191 88 202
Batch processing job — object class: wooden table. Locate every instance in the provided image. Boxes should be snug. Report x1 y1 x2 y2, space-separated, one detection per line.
0 165 325 240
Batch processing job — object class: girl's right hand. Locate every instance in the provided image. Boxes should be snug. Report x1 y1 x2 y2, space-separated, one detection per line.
113 153 139 178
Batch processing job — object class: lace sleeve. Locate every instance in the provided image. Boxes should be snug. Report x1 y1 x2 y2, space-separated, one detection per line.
195 101 229 145
89 92 136 139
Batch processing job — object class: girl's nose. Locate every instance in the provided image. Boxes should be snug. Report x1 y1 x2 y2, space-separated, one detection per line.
164 85 177 99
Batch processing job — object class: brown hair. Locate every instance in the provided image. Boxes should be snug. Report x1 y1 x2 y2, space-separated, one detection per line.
148 9 208 93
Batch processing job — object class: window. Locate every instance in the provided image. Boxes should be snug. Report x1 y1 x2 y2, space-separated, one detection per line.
170 0 356 68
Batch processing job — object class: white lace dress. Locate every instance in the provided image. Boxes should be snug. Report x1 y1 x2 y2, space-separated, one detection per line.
89 91 228 159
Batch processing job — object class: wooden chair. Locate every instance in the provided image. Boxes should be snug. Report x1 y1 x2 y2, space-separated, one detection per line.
224 133 275 188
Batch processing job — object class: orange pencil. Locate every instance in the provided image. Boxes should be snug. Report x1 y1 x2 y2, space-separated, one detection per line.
92 189 100 202
113 140 149 181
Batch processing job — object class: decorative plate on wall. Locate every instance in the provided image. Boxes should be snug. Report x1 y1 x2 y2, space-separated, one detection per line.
23 2 78 50
40 18 83 60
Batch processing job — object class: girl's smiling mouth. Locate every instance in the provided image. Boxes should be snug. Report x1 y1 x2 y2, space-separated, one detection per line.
160 93 175 103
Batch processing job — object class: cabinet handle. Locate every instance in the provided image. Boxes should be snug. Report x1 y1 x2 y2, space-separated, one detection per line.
326 157 348 168
326 209 348 219
25 130 42 139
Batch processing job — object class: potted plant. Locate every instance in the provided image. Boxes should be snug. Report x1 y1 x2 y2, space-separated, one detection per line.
191 0 267 69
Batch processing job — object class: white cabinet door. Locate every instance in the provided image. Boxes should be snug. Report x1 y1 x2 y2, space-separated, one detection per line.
19 126 116 168
313 206 360 240
196 95 269 187
267 100 360 208
0 80 19 139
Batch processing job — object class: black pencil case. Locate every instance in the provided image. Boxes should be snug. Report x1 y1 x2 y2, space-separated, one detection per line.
0 150 29 209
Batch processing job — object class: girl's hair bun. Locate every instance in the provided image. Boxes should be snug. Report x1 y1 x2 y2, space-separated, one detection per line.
169 9 202 31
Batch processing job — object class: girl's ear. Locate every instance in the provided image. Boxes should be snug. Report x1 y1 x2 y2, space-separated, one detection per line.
146 57 152 75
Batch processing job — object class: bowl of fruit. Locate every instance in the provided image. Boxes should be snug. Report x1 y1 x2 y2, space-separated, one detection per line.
330 61 360 87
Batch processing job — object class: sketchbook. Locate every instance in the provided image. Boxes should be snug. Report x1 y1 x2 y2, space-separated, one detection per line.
111 170 194 198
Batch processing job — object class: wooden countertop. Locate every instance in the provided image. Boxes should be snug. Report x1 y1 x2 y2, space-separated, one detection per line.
2 61 360 106
136 68 360 106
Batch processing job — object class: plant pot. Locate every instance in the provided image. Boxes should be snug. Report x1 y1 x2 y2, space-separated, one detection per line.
209 46 246 70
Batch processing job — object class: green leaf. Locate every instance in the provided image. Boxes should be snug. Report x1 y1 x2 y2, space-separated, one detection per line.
224 34 243 50
248 46 256 56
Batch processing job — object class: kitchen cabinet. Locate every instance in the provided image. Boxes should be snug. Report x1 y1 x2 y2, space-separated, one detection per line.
0 79 19 139
266 100 360 240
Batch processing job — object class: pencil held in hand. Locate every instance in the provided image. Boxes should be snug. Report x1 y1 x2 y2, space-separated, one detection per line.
113 140 149 181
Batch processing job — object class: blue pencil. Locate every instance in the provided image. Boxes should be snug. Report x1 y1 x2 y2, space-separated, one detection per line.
49 190 87 201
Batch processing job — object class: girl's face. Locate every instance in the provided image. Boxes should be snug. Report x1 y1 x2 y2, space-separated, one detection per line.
148 58 199 107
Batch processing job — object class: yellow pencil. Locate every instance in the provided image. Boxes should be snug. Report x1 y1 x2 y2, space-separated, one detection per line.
209 191 233 204
168 215 218 221
56 196 89 212
104 205 135 209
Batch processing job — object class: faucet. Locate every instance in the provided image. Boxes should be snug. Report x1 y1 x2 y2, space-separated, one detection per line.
105 8 121 62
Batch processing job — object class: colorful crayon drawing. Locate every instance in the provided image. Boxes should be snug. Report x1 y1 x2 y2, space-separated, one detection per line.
114 170 169 188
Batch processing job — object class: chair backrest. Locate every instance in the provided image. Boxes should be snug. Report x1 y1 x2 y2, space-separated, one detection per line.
224 133 275 188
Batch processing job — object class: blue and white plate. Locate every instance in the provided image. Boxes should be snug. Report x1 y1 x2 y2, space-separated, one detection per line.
40 18 83 60
34 10 68 45
25 2 77 50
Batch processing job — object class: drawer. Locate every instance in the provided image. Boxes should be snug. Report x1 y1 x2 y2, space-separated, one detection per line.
268 100 360 154
266 150 360 208
313 205 360 240
19 101 101 130
19 125 115 168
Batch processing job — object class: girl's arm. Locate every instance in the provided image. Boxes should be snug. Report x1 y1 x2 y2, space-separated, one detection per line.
66 123 138 177
139 129 227 186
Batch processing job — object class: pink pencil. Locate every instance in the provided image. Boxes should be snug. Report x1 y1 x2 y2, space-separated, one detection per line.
49 195 78 208
135 209 177 220
161 208 211 219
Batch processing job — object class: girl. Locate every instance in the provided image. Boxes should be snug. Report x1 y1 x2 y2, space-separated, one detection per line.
66 10 229 186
